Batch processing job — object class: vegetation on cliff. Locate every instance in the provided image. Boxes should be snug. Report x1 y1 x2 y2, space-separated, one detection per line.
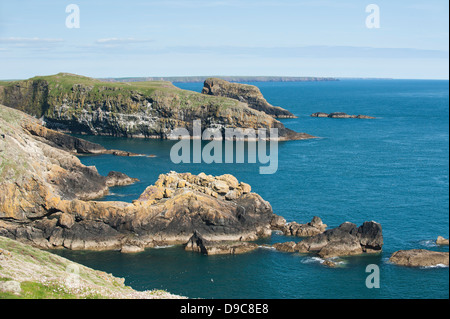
0 73 312 140
0 236 183 299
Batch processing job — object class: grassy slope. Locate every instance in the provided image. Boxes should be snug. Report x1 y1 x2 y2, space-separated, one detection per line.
0 72 244 115
0 236 184 299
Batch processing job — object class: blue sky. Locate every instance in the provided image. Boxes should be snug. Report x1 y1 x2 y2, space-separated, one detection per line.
0 0 448 79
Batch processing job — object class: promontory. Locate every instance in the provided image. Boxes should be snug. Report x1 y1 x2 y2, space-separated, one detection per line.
0 73 312 141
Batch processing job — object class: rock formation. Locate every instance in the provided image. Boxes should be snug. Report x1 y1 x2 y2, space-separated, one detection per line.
184 231 258 255
272 221 383 258
389 249 449 267
0 73 313 141
295 221 383 258
271 215 327 237
436 236 449 245
0 104 274 251
202 78 297 118
311 112 375 119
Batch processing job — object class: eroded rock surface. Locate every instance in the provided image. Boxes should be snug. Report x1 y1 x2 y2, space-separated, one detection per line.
202 78 296 119
389 249 449 267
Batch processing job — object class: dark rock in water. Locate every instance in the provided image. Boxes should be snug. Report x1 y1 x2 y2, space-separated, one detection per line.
311 112 375 119
202 78 297 119
310 112 329 118
389 249 449 267
294 221 383 258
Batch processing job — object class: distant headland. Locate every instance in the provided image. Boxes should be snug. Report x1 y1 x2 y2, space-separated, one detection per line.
99 76 339 83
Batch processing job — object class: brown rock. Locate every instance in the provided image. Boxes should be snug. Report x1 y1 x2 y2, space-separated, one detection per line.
436 236 449 245
389 249 449 267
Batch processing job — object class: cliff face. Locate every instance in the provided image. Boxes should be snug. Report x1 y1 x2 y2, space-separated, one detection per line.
0 73 311 141
0 104 274 251
202 78 296 119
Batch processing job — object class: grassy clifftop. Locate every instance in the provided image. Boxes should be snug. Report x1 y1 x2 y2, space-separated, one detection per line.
0 72 242 117
0 236 184 299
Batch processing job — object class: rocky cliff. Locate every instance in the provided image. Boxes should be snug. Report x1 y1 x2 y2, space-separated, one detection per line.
0 104 274 251
202 78 296 118
0 73 312 141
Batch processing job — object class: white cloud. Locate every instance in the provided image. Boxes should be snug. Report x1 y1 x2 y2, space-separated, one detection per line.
95 38 153 44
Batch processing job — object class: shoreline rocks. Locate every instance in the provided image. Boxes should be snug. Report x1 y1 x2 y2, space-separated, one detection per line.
311 112 375 119
389 249 449 267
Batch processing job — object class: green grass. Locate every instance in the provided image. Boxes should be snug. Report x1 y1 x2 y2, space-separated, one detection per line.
0 278 104 299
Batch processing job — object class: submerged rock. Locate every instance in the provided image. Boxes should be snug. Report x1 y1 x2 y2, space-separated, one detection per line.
389 249 449 267
281 216 327 237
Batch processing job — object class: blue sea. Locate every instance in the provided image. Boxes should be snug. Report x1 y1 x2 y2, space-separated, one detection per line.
55 79 449 299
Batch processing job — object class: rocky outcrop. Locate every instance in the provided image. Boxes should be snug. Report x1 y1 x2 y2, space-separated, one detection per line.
311 112 375 119
202 78 296 118
0 105 274 251
184 231 258 255
0 73 313 141
436 236 449 245
389 249 449 267
273 222 383 258
271 215 327 237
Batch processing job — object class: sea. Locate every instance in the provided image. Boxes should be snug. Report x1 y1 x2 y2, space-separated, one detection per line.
54 79 449 299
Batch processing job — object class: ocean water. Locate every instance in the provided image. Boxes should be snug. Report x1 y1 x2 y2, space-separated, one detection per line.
55 80 449 299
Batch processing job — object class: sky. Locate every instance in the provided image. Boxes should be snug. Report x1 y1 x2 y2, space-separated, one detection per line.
0 0 448 79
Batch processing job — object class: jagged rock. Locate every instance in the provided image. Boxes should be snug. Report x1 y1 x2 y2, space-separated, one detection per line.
295 221 383 258
270 214 287 230
389 249 449 267
436 236 449 245
202 78 297 119
281 217 327 237
272 241 297 253
106 171 139 187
